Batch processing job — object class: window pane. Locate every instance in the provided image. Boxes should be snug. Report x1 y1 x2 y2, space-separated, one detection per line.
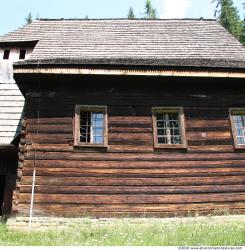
157 129 166 136
157 121 165 128
237 137 245 145
156 111 182 145
172 136 181 144
93 119 103 128
80 111 91 143
91 112 104 143
156 114 163 120
172 120 179 128
95 113 103 120
237 129 244 136
232 114 245 145
158 136 167 144
173 129 180 136
94 136 103 144
94 128 103 136
169 113 178 120
79 110 104 144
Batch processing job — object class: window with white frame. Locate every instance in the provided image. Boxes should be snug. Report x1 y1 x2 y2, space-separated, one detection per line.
230 108 245 148
74 105 107 147
152 107 186 148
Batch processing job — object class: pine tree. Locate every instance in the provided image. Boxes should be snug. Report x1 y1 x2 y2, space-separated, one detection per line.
145 0 157 19
213 0 243 41
128 7 136 19
25 13 33 24
242 3 245 44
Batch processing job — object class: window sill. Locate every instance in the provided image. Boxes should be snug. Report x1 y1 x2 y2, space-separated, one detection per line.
154 144 187 149
234 145 245 150
74 143 108 149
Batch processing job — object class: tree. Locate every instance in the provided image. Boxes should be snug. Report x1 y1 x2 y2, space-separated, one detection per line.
213 0 243 41
242 3 245 44
144 0 157 19
25 12 33 24
128 7 136 19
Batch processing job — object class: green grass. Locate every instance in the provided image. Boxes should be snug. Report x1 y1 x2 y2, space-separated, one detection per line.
0 216 244 246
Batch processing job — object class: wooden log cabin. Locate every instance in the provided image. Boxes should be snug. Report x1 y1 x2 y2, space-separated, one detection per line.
0 18 245 218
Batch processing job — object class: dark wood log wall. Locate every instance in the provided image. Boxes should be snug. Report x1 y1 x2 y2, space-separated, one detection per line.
14 75 245 217
0 152 17 216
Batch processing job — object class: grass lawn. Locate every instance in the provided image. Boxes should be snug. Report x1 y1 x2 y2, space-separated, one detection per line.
0 215 244 246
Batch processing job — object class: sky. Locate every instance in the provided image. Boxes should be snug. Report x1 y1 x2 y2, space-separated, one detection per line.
0 0 244 35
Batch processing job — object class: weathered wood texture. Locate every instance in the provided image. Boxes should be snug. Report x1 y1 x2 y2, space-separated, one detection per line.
0 83 24 145
15 76 245 217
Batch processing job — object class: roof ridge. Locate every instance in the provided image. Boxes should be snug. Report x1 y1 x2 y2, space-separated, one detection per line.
35 18 217 22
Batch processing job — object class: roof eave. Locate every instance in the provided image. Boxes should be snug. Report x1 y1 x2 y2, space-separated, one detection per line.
13 64 245 78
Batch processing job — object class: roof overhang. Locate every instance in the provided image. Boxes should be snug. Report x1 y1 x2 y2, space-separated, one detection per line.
14 65 245 78
0 40 38 47
13 58 245 78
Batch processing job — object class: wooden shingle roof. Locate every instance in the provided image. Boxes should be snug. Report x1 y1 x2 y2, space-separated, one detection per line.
0 18 245 68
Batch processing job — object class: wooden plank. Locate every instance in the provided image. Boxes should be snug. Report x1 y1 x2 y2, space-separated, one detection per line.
18 202 245 213
109 127 152 133
26 125 73 134
23 159 245 169
108 116 152 123
25 152 245 161
0 83 21 90
109 133 152 140
186 131 232 140
188 145 234 153
26 117 72 125
26 135 73 144
109 140 153 147
19 193 245 204
20 185 245 194
0 131 20 137
0 107 23 113
26 145 74 151
185 119 229 128
0 101 24 107
20 176 245 186
0 113 23 119
0 120 23 126
0 125 22 132
21 167 245 177
26 145 154 153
